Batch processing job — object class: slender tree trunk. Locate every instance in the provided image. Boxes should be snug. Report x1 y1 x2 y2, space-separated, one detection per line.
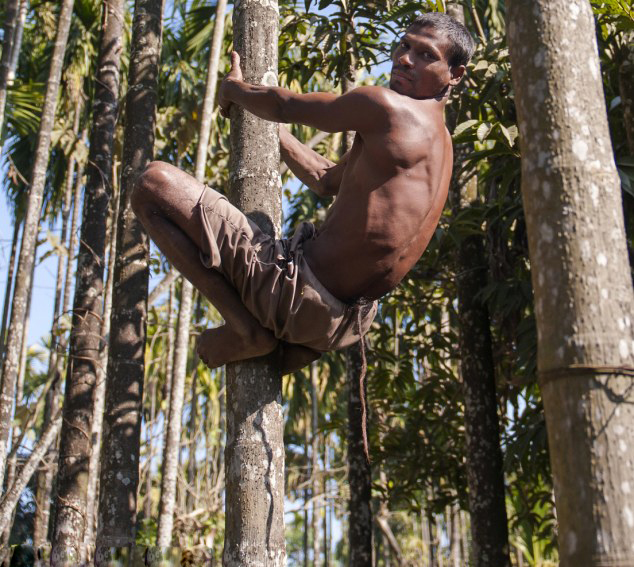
507 2 634 564
83 178 121 559
32 147 84 551
0 412 62 537
310 362 320 566
0 220 20 366
619 38 633 154
51 1 125 561
303 414 309 567
15 250 34 404
0 0 74 488
223 0 284 563
186 350 199 512
323 435 330 567
446 4 510 564
346 344 373 567
0 0 19 141
95 0 164 559
157 282 192 546
156 0 224 537
193 0 227 182
7 0 27 85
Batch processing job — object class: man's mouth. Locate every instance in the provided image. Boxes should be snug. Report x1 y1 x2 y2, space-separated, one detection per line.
392 69 412 81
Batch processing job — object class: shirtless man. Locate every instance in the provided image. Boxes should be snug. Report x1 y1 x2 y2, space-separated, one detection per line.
131 12 474 372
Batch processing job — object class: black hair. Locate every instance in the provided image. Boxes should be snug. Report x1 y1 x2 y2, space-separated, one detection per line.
407 12 475 68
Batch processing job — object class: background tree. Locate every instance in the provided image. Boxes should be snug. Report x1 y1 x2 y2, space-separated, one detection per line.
507 0 634 564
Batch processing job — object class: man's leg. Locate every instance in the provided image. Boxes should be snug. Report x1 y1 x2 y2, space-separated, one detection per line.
131 161 278 368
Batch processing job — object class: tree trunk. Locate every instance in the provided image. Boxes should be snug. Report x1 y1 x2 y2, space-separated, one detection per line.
223 0 285 563
0 0 19 141
193 0 228 182
310 362 320 566
453 174 510 567
446 4 510 564
95 0 164 559
32 144 84 551
83 178 121 560
619 39 633 154
303 414 309 567
51 1 125 561
0 220 20 365
157 282 192 546
346 344 373 567
0 412 62 537
0 0 74 487
507 2 634 564
7 0 27 85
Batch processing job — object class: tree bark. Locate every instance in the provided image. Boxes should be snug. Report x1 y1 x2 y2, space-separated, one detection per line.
0 412 62 537
453 174 510 567
310 362 320 566
7 0 27 85
51 0 125 561
507 2 634 564
619 39 633 154
157 282 192 546
223 0 285 563
83 179 120 559
32 147 84 551
346 344 373 567
0 0 74 488
0 0 19 142
0 220 20 366
95 0 164 560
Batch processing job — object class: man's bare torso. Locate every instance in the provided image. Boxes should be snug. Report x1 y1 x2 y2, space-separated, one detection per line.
303 88 452 301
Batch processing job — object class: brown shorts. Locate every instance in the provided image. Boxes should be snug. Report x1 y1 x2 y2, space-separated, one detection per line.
196 185 377 352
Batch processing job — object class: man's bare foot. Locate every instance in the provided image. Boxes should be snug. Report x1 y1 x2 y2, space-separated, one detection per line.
280 343 321 374
197 324 278 369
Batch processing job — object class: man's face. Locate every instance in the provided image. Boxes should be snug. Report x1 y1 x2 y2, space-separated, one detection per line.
390 26 463 99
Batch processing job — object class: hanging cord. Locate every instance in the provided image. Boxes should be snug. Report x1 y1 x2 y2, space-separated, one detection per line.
357 308 370 464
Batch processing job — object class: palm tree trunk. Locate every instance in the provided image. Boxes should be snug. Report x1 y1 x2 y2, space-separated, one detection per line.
51 1 125 562
95 0 164 559
346 343 372 566
193 0 227 182
83 177 121 560
32 139 85 550
0 0 20 141
7 0 27 85
157 282 192 546
507 2 634 564
310 362 320 566
223 0 284 563
0 220 20 365
156 0 225 539
0 0 75 489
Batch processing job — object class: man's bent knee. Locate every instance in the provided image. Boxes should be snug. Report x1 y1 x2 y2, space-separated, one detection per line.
131 161 173 218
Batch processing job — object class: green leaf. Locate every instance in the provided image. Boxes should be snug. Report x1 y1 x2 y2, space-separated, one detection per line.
476 122 493 141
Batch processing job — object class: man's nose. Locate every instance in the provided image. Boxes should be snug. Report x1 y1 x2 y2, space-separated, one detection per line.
398 52 413 67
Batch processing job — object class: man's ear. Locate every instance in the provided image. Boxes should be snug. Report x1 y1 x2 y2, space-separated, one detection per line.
449 65 466 86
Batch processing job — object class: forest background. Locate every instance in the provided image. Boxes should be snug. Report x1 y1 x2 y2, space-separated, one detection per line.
0 0 632 565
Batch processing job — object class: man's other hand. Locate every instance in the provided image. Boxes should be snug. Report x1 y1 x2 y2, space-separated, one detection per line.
218 51 244 118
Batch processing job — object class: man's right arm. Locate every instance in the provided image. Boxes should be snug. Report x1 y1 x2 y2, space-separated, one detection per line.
279 126 348 197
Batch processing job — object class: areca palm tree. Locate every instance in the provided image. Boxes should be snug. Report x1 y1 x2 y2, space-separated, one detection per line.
0 0 75 491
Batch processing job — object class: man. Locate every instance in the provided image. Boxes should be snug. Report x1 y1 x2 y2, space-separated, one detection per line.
132 12 475 372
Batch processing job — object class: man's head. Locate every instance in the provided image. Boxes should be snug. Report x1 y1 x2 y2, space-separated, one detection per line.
390 12 475 99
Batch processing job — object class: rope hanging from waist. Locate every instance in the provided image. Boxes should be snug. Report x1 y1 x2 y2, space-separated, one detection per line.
357 309 370 464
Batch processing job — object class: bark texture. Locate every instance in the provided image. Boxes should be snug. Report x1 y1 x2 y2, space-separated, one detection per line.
0 0 19 140
223 0 285 563
507 2 634 564
346 344 373 567
156 283 193 546
95 0 164 559
0 0 74 489
51 0 124 561
455 212 510 567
